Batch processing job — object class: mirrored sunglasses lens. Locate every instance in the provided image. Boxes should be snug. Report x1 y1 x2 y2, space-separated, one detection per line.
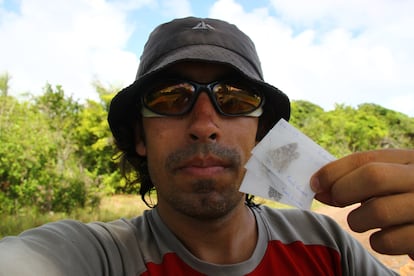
213 83 262 115
144 82 194 115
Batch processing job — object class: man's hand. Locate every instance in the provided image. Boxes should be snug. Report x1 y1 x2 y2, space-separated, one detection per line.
311 149 414 259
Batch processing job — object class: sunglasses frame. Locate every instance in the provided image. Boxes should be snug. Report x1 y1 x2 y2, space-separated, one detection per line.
141 78 264 117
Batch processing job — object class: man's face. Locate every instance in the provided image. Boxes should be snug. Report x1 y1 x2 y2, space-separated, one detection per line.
135 62 259 219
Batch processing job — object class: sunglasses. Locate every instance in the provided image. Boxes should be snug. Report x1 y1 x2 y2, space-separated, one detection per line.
142 79 264 117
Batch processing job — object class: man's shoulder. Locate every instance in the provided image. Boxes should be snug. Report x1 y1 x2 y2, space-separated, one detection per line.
254 204 333 222
89 209 155 242
0 214 152 275
253 205 345 245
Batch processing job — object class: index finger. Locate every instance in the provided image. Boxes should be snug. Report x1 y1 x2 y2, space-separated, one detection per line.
310 149 414 193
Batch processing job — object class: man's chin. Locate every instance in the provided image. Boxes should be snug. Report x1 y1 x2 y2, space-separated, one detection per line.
171 192 244 221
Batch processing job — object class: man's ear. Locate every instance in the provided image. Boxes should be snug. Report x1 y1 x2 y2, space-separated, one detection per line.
134 122 147 156
135 139 147 156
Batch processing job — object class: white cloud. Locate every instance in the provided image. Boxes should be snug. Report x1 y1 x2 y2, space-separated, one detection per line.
0 0 141 101
269 0 413 30
209 0 414 116
388 94 414 115
160 0 192 18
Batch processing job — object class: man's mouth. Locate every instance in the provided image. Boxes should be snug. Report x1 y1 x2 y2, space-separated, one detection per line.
165 143 242 176
175 156 232 176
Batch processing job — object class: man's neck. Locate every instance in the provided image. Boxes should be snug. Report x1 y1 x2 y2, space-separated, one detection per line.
156 201 258 264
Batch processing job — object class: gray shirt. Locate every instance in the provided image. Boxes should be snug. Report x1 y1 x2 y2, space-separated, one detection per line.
0 206 398 275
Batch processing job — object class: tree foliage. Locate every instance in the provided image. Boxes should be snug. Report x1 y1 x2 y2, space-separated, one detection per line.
73 81 121 194
0 72 413 214
0 82 103 214
290 101 414 157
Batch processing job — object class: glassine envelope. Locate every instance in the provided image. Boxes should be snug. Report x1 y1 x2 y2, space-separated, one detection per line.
239 119 336 209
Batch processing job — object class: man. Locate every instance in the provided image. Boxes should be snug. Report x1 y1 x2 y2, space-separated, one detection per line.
0 17 413 275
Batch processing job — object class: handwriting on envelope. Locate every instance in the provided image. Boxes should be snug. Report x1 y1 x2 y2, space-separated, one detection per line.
239 119 336 210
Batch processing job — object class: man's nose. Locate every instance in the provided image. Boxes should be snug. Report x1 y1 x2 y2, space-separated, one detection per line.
187 92 221 142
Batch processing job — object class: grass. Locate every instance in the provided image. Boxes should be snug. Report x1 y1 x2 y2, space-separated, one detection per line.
0 195 150 238
0 195 324 239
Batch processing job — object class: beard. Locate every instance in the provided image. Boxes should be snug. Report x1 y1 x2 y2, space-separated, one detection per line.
158 143 245 220
163 178 245 220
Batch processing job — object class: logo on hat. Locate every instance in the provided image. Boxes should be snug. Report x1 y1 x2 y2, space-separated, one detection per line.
192 21 215 30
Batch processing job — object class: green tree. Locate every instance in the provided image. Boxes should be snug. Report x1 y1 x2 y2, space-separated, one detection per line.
0 82 100 214
0 92 56 213
290 101 352 157
74 81 122 194
34 84 82 173
357 103 414 149
291 101 414 157
290 100 324 129
0 72 11 96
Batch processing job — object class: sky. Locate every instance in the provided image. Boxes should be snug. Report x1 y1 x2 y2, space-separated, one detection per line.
1 0 413 117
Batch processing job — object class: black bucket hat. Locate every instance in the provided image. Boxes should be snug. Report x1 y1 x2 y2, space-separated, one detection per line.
108 17 290 143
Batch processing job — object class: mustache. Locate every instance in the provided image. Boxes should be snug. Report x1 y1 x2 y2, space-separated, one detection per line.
165 143 241 171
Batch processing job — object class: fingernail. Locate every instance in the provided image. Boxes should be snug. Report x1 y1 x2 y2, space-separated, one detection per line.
310 176 320 193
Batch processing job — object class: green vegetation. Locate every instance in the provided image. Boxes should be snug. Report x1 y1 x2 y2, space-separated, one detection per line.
0 72 413 237
290 100 414 156
0 195 149 238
